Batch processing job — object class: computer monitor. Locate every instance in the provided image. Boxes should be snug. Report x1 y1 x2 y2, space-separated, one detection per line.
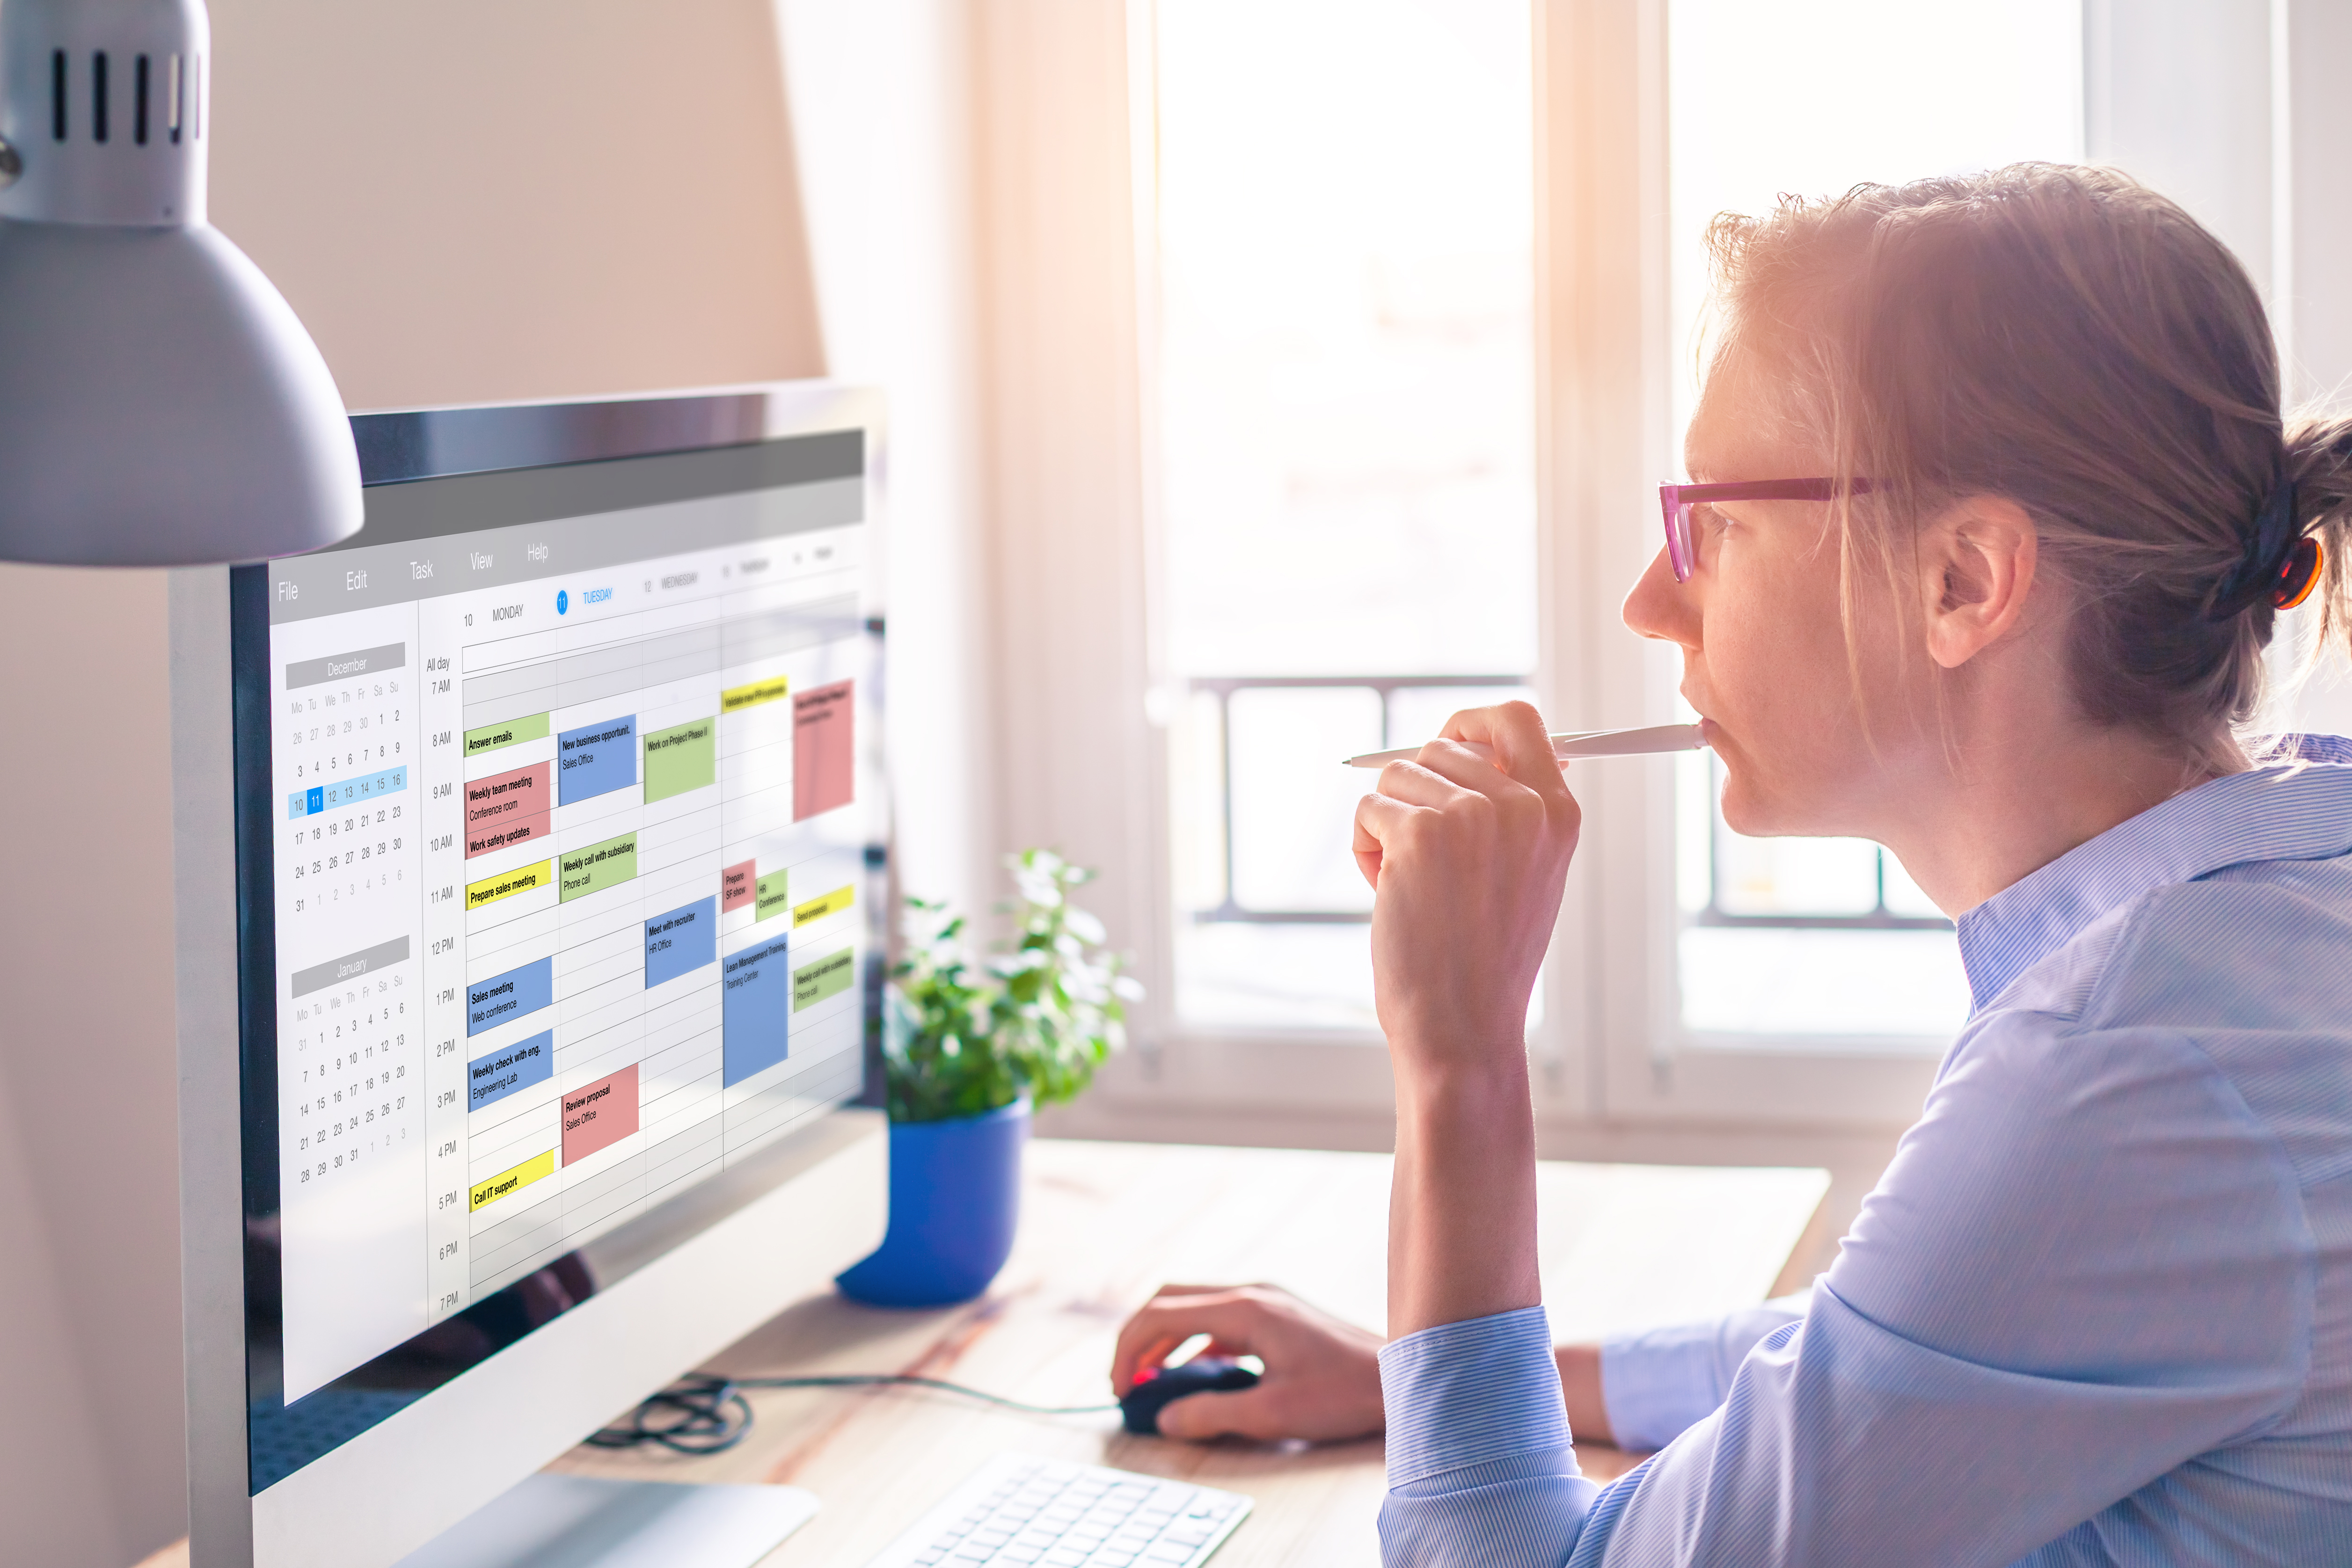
168 384 891 1568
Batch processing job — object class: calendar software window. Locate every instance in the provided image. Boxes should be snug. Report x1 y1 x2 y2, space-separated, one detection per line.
263 495 866 1403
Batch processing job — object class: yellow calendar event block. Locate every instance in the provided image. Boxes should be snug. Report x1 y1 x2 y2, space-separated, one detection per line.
722 675 791 713
467 860 552 910
470 1149 555 1211
793 884 855 926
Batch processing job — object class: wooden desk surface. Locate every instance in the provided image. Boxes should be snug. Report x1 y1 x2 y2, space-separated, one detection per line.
140 1139 1826 1568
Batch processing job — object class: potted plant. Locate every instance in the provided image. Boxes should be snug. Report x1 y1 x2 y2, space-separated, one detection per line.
835 849 1138 1307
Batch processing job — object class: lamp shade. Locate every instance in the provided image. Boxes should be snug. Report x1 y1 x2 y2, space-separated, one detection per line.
0 0 360 566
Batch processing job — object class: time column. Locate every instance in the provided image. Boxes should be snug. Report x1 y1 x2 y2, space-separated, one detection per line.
418 628 473 1323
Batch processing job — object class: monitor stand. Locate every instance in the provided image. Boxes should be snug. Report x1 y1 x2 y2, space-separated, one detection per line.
395 1474 821 1568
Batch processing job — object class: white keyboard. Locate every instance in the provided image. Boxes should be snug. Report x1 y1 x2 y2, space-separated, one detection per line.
861 1451 1252 1568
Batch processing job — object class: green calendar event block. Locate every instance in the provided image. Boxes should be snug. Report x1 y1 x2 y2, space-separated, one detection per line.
756 870 791 923
559 832 639 903
792 948 855 1010
643 717 716 803
464 711 550 758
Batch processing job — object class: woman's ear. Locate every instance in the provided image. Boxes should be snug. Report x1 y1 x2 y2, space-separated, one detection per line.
1920 495 2038 670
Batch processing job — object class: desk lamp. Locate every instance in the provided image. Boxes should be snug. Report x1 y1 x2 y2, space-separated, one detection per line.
0 0 360 566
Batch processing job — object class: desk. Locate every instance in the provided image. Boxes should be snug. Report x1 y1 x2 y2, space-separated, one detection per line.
139 1139 1826 1568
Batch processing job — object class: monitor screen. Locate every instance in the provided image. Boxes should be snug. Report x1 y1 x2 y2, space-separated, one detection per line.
230 396 878 1492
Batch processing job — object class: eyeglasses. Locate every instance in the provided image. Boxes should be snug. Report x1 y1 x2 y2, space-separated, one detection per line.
1658 478 1879 583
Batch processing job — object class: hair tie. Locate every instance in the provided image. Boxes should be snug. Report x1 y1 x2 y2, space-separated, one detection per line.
2208 474 2322 619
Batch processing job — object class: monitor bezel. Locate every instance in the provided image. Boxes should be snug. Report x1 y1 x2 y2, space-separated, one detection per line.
175 381 891 1568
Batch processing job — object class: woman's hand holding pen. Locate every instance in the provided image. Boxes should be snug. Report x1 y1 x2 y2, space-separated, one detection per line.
1351 700 1581 1064
1351 700 1581 1339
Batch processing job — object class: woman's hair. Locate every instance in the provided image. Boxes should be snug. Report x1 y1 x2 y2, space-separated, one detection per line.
1702 162 2352 764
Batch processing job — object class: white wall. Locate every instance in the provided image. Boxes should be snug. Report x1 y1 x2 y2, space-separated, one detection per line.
0 4 846 1562
208 0 825 410
2284 0 2352 412
2278 0 2352 737
0 571 177 1565
2085 0 2277 295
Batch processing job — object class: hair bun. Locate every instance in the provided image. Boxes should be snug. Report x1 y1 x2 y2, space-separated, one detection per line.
2206 476 2305 620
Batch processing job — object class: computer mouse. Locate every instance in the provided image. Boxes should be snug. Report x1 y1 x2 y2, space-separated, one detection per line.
1119 1357 1262 1435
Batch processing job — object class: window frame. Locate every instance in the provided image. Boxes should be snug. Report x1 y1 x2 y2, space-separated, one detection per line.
1527 0 1941 1131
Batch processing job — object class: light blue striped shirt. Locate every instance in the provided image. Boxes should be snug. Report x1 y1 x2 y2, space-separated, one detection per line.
1379 737 2352 1566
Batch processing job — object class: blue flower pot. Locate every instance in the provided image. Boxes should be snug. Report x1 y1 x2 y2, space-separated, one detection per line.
835 1098 1030 1307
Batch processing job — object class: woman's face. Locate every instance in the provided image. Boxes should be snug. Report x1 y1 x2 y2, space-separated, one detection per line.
1622 353 1927 839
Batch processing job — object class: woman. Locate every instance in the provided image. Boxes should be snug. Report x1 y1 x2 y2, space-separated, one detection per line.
1110 164 2352 1564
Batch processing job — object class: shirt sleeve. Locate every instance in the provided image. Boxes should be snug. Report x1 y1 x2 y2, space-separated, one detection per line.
1598 1292 1810 1451
1376 1012 2314 1568
1376 1305 1601 1566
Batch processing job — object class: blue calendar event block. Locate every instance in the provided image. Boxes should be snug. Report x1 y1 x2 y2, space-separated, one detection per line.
557 715 637 805
721 934 792 1086
644 897 716 989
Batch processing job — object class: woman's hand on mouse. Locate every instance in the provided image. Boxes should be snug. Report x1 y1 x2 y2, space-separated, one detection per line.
1109 1284 1385 1443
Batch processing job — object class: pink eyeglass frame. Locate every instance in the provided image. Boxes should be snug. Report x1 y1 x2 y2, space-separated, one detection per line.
1659 478 1879 582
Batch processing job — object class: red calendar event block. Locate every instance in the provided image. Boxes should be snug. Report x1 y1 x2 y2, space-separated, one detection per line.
793 679 855 821
464 761 553 859
720 857 758 915
561 1064 639 1165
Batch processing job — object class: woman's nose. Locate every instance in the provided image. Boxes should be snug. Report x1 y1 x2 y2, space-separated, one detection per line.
1623 545 1700 649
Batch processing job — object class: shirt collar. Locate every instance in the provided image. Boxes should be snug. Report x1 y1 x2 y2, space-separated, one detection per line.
1955 734 2352 1011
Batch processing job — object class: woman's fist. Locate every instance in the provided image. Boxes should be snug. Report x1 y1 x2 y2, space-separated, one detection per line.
1350 701 1581 1074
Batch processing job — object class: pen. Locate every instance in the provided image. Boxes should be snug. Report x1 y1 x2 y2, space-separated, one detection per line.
1342 722 1708 768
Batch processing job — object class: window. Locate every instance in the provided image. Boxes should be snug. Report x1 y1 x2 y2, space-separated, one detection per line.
985 0 2309 1136
1150 0 1537 1030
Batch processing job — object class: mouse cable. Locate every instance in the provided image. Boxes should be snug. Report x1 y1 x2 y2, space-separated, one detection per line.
585 1372 1121 1456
